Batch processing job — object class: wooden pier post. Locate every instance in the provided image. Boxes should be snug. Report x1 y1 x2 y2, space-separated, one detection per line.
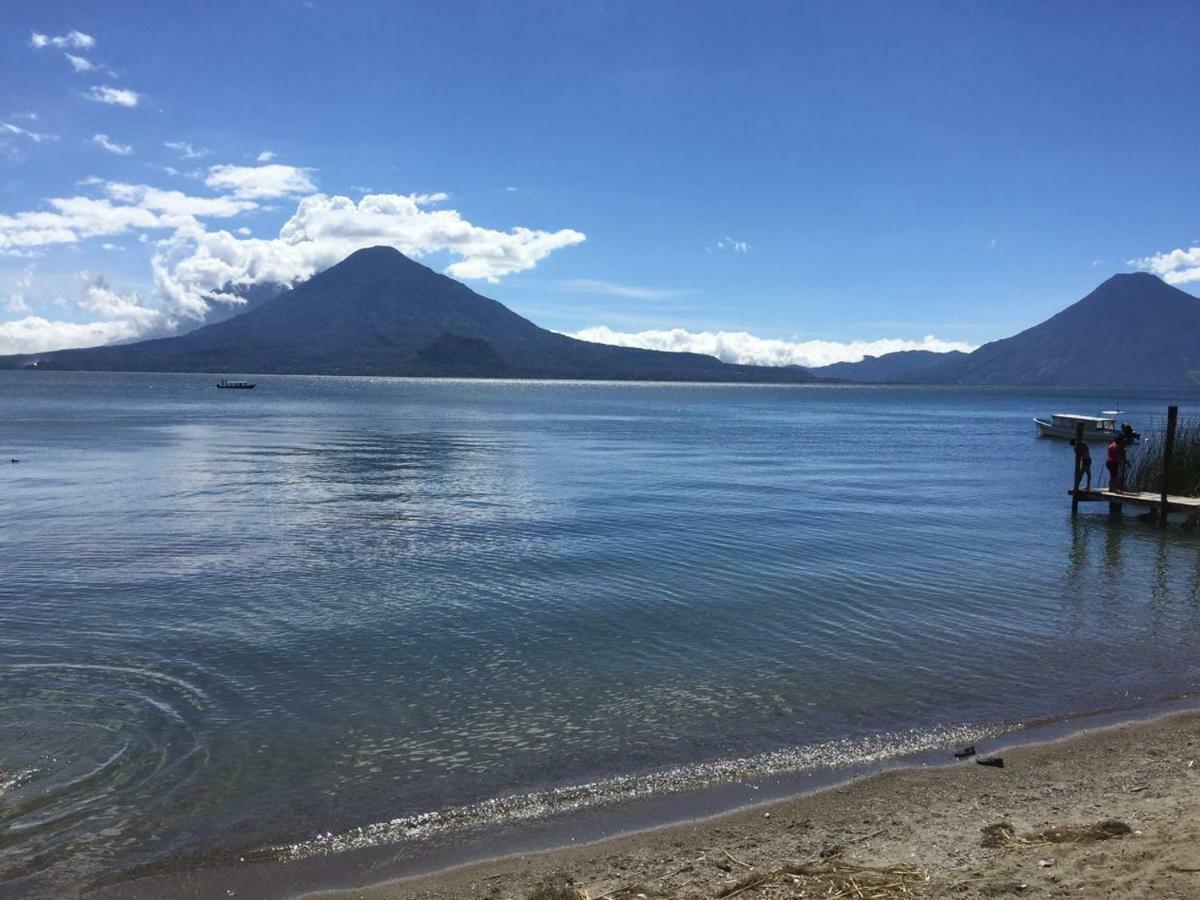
1160 404 1178 529
1071 420 1084 516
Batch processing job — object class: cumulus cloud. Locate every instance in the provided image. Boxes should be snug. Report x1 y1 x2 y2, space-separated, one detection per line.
567 326 974 369
84 86 139 107
0 314 147 355
256 150 276 162
152 191 586 315
557 278 690 301
1 121 57 143
0 270 169 354
1130 246 1200 285
92 133 133 155
164 140 209 159
79 274 160 326
30 30 95 50
204 163 317 199
0 181 253 252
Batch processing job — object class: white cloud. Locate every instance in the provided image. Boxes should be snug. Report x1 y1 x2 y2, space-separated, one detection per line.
205 163 317 199
0 199 155 250
64 53 97 72
79 274 159 325
84 86 139 107
100 181 256 219
30 30 95 50
557 278 690 301
567 326 974 369
92 133 133 156
1 121 57 143
236 227 251 236
153 191 586 314
505 186 519 192
0 314 146 355
709 236 749 254
0 270 175 355
256 150 276 162
0 181 254 252
164 140 209 159
4 265 34 313
1130 246 1200 285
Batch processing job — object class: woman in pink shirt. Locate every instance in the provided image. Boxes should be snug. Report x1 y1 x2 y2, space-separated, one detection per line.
1106 437 1127 491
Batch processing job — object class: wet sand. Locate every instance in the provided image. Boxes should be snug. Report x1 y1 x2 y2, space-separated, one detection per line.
307 710 1200 899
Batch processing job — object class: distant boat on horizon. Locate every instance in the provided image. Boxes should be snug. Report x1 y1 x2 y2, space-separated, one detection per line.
216 379 255 390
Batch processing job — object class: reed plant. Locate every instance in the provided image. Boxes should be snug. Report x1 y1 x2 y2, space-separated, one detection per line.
1126 418 1200 497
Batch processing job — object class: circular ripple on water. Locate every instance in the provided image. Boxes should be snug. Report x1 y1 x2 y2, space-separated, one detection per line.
0 663 214 897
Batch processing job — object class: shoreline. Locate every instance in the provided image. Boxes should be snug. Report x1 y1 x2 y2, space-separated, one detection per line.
99 698 1200 899
306 707 1200 899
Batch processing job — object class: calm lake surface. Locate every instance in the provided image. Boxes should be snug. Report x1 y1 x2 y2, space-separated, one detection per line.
3 372 1200 896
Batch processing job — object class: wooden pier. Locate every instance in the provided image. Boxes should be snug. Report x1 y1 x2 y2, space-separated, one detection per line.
1069 404 1199 527
1068 487 1200 516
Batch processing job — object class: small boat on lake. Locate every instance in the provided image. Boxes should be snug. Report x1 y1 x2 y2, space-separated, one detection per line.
216 379 256 390
1034 412 1136 442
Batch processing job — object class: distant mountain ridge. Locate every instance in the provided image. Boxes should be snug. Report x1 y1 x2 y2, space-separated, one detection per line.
0 247 816 383
814 273 1200 389
813 349 968 383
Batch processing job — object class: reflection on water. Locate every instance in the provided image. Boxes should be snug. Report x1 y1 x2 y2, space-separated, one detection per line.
2 373 1200 897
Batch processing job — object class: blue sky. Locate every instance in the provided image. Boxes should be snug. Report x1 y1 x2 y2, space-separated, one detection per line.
2 0 1199 365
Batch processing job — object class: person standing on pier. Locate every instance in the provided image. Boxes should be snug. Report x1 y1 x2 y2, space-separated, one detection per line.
1106 436 1128 492
1071 438 1092 491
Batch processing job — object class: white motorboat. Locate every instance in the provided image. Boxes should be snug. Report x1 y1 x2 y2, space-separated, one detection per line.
1034 413 1136 442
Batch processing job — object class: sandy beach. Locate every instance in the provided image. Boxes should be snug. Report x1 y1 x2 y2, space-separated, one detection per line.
305 710 1200 900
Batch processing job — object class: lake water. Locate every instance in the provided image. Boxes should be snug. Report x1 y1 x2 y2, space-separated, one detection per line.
3 372 1200 897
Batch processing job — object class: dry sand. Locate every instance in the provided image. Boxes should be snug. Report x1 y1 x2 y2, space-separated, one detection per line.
307 710 1200 900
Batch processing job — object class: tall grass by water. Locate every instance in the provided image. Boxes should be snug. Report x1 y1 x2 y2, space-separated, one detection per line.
1127 418 1200 497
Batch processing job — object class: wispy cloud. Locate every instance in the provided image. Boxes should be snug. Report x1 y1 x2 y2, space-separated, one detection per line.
1130 246 1200 285
64 53 97 73
557 278 691 301
568 325 974 368
4 265 34 314
707 236 750 254
164 141 209 159
84 86 139 107
92 133 133 156
256 149 276 162
1 121 57 143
